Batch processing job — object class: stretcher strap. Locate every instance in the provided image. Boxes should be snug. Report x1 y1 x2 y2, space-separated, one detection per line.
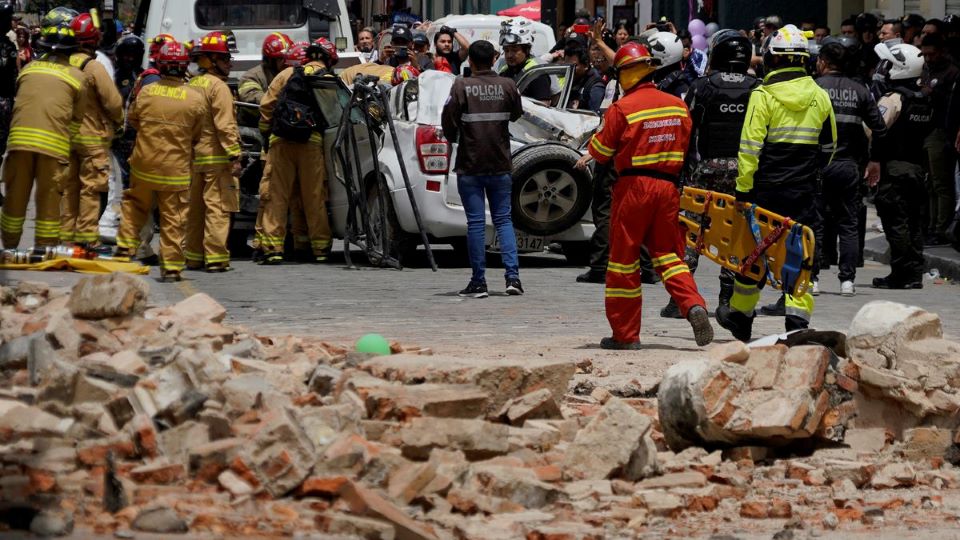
739 207 791 287
694 191 713 254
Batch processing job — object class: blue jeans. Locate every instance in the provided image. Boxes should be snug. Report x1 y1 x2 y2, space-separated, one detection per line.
457 174 520 282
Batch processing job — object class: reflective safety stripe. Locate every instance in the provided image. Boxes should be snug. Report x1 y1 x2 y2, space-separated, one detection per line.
0 212 26 232
834 113 861 124
205 253 231 263
72 232 98 242
461 112 511 122
766 126 821 145
60 231 75 242
311 239 332 247
184 250 204 261
607 259 640 273
661 264 690 281
269 133 322 144
72 135 110 145
258 234 285 247
161 261 185 271
739 138 763 156
729 279 760 315
626 106 688 124
8 127 72 156
20 65 82 91
590 136 615 157
605 286 643 298
116 236 141 248
193 155 231 166
740 138 762 149
258 121 271 131
785 292 815 320
631 151 684 166
225 144 241 156
238 81 261 94
131 167 191 185
767 134 819 144
768 126 820 135
651 253 680 267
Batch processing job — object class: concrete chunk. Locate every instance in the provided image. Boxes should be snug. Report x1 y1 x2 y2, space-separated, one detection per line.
399 418 509 461
68 273 149 320
562 397 658 481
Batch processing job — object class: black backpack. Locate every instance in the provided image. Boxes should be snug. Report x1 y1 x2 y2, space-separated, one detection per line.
271 66 327 143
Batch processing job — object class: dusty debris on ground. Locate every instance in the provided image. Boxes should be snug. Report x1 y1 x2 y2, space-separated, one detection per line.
1 279 959 538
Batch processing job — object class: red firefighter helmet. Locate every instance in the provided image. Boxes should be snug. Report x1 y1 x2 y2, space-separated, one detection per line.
69 12 101 47
148 33 176 61
155 41 190 76
283 41 310 68
308 37 338 66
263 32 293 60
614 42 657 91
193 31 237 57
391 64 420 86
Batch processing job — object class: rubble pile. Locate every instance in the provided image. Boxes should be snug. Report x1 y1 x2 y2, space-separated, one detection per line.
1 275 960 538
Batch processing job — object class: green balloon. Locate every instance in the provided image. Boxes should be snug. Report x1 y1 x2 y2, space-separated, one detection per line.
355 333 392 355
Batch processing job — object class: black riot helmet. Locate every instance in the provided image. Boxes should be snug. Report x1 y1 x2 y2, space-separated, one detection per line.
708 30 753 74
114 35 146 69
821 35 862 75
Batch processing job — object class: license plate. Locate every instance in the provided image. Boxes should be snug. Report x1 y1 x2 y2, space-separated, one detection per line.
489 231 544 252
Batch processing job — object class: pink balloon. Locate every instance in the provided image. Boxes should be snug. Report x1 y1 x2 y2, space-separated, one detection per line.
688 18 706 36
691 34 708 50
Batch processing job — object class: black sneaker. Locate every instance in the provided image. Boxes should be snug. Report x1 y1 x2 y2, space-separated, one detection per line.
576 270 605 284
659 298 683 319
505 278 524 296
458 281 489 298
759 295 785 317
687 305 714 346
600 337 642 350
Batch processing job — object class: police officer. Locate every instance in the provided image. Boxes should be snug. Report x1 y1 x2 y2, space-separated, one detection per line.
575 42 714 350
238 32 292 127
716 25 837 342
114 40 204 282
111 35 144 184
185 31 242 272
0 1 17 178
61 12 124 247
870 43 933 289
659 30 758 319
256 38 338 265
1 18 86 249
499 18 552 101
813 39 887 297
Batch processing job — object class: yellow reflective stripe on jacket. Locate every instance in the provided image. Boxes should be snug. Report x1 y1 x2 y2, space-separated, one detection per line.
238 80 261 94
631 151 684 167
225 143 241 157
8 127 72 156
605 286 643 298
626 106 688 124
72 134 110 145
193 155 232 165
131 167 191 185
19 61 82 91
589 136 615 157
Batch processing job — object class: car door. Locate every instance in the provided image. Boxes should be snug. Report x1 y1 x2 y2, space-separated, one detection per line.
515 63 575 109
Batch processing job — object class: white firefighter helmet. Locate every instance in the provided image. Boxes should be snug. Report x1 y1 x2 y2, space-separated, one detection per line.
500 17 535 47
875 42 924 80
762 24 809 57
646 31 683 69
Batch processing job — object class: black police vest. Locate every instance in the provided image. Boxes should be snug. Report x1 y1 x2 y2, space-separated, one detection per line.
888 88 934 164
697 72 756 160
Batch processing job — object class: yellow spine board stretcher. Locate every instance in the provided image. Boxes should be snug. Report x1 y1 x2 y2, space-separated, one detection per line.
678 187 816 297
0 258 150 275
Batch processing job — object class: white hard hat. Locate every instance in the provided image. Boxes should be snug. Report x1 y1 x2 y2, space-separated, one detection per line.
646 31 683 69
875 42 924 80
500 17 535 47
762 24 809 57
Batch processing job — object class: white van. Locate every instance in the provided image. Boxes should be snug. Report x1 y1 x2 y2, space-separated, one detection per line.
135 0 356 79
425 15 556 59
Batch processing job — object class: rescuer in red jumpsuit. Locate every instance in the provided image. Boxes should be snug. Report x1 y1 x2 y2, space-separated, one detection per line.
575 42 714 350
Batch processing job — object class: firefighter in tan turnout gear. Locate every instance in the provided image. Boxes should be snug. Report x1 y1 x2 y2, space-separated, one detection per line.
114 40 205 282
255 37 338 265
61 12 124 247
185 31 242 272
1 19 86 248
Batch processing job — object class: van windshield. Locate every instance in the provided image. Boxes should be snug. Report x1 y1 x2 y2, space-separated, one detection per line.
195 0 306 29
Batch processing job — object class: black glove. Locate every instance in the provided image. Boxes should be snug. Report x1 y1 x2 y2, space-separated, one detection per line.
260 130 270 154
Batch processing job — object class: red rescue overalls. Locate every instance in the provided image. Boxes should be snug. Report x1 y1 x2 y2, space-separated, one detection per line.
587 82 707 344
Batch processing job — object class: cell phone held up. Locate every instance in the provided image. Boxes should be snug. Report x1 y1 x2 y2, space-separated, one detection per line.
572 24 590 35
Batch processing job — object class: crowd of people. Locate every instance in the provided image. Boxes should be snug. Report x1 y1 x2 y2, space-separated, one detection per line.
0 3 958 346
